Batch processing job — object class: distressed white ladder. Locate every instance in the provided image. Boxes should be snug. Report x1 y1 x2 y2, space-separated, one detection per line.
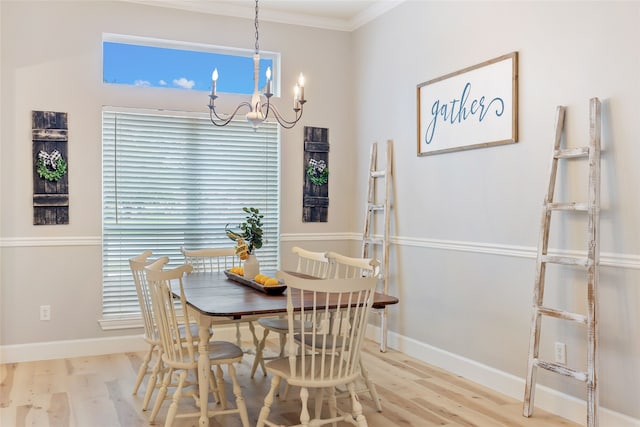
523 98 601 427
362 140 393 352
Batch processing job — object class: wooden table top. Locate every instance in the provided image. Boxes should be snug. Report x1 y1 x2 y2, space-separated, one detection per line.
179 271 399 319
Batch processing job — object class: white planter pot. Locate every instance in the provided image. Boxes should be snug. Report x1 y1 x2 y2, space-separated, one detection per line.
243 254 260 279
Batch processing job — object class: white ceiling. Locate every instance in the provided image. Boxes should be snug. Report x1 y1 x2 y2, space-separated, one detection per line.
122 0 404 31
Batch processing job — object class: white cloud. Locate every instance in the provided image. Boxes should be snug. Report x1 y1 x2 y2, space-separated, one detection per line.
159 80 167 86
173 77 195 89
134 80 151 87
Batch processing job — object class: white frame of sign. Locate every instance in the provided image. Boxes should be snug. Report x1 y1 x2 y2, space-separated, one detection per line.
417 52 518 156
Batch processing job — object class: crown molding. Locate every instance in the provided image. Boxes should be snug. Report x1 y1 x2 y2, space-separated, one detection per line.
119 0 404 32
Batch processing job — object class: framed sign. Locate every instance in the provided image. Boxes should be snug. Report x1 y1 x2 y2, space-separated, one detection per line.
417 52 518 156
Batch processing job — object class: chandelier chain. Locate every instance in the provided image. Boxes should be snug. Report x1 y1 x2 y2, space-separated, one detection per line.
208 0 307 129
254 0 259 54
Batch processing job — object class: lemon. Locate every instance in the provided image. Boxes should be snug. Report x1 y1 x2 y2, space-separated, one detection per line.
264 278 280 287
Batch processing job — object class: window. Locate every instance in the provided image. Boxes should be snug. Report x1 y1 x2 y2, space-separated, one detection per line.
102 34 276 94
101 109 280 320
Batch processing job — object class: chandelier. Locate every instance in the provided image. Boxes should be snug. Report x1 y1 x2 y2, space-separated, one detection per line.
208 0 307 129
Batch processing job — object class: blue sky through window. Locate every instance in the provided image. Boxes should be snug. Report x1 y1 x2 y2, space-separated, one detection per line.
103 41 273 95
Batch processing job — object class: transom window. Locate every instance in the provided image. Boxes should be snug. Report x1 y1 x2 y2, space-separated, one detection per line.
102 34 277 94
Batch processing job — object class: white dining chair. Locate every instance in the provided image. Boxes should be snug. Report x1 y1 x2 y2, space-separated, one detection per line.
256 271 378 427
129 251 169 411
250 246 330 378
326 251 380 279
181 246 239 273
181 246 259 355
129 251 201 412
145 260 250 427
326 251 383 412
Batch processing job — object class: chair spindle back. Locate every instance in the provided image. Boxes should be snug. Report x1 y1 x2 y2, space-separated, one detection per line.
181 247 238 272
292 246 330 278
145 260 195 365
277 271 377 386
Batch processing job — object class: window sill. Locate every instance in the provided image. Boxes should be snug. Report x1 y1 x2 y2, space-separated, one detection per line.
98 316 144 331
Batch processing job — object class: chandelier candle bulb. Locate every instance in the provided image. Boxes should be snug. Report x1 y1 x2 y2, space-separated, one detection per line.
298 73 305 101
211 69 218 97
265 67 272 95
294 85 300 110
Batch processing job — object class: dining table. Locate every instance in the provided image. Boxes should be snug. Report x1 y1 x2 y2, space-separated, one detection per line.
176 270 399 427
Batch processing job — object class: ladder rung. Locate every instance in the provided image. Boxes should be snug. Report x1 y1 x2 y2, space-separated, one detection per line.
554 147 589 159
534 359 588 382
371 170 386 178
363 237 384 245
537 306 588 324
368 204 385 212
546 202 589 212
541 255 591 267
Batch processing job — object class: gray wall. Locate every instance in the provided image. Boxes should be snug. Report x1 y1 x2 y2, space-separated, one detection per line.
1 0 639 423
0 1 355 343
351 0 639 420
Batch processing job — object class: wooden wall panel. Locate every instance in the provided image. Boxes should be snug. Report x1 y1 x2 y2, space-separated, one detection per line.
32 111 69 225
302 126 329 222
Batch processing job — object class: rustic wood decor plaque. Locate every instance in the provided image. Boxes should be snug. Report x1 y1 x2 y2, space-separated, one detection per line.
302 126 329 222
417 51 518 156
32 111 69 225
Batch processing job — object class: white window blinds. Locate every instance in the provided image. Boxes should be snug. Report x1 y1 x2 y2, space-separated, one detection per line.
102 109 280 318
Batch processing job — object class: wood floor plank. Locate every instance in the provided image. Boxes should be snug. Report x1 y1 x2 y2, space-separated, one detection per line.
15 404 30 427
105 379 146 426
47 392 71 427
367 382 450 426
417 377 524 427
1 363 17 408
68 372 120 427
0 339 582 427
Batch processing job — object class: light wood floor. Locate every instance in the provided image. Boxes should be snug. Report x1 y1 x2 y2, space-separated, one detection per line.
1 339 580 427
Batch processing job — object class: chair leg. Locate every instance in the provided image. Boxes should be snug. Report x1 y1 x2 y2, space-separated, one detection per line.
149 366 172 424
328 388 338 427
277 331 286 357
348 382 368 427
215 365 227 409
228 362 250 427
142 351 163 411
281 382 292 400
360 358 382 412
257 375 281 427
314 388 324 420
164 370 187 427
235 322 243 348
299 386 311 426
132 343 154 395
208 368 221 404
251 328 270 378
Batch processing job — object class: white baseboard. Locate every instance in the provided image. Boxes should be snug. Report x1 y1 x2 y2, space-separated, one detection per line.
2 326 637 427
0 325 241 364
0 335 149 363
365 326 639 427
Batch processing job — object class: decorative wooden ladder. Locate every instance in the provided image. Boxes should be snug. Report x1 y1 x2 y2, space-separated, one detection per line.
523 98 601 427
362 140 393 352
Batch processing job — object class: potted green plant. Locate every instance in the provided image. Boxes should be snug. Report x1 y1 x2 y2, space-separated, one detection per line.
225 207 264 278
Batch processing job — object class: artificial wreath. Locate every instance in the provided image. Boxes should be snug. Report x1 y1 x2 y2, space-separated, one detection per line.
37 149 67 182
306 158 329 186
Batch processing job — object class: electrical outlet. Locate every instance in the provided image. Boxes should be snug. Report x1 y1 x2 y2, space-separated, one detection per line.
40 305 51 321
554 342 566 365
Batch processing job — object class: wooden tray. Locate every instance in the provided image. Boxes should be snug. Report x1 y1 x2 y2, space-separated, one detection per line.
223 270 287 295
